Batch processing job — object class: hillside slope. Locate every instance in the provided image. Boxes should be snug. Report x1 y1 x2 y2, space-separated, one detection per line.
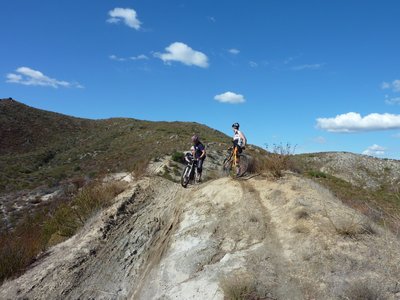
1 175 399 299
0 98 230 194
0 99 231 232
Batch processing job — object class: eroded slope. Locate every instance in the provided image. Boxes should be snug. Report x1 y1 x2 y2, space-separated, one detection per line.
1 175 399 300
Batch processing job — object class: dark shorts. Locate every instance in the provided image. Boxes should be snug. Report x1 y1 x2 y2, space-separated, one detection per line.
233 141 243 154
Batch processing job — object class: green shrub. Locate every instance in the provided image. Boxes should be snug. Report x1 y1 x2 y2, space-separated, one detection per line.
171 151 184 163
308 170 327 178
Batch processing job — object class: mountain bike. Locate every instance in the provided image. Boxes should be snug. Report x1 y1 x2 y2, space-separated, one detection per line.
181 153 199 188
222 143 249 178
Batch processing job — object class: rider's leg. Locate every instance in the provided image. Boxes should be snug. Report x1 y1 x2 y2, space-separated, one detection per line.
235 145 243 176
197 158 204 182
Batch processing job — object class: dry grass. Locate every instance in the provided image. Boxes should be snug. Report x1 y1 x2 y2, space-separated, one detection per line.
292 154 400 237
324 210 376 237
44 181 127 238
293 222 311 234
220 273 266 300
341 280 382 300
0 215 47 283
294 209 310 220
248 143 296 178
0 181 127 283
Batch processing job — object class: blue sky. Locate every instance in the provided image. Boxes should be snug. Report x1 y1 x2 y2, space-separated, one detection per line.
1 0 400 158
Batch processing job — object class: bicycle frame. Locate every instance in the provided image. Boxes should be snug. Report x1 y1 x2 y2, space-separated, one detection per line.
223 145 240 175
181 156 198 187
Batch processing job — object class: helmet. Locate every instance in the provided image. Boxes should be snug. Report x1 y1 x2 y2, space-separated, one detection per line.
191 135 199 144
232 122 240 129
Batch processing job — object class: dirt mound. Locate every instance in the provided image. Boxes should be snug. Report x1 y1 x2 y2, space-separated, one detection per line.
1 175 399 299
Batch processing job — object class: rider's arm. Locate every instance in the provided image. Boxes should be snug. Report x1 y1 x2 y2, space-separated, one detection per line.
198 146 206 159
239 131 247 147
200 149 206 159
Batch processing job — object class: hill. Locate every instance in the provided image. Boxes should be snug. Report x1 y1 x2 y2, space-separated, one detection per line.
1 99 400 298
0 98 230 194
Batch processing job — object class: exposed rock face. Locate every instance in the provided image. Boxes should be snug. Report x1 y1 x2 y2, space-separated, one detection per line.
1 175 399 299
299 152 400 189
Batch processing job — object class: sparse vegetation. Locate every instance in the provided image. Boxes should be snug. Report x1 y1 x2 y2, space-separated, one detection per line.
293 154 400 236
324 210 376 237
308 170 327 178
249 143 296 177
0 99 230 194
341 280 381 300
220 274 265 300
0 181 127 283
295 209 310 220
171 151 185 163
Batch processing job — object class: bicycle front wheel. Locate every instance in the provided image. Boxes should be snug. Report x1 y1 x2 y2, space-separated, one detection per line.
181 166 191 188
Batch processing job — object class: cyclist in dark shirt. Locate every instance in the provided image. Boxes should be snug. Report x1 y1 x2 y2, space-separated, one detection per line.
191 135 206 182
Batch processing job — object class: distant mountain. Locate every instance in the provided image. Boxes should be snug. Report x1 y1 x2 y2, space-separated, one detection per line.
0 98 230 193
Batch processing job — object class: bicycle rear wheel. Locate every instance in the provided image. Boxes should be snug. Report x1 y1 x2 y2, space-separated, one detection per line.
222 158 233 176
238 154 249 177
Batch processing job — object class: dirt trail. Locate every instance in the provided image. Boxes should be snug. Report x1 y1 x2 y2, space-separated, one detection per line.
1 175 400 299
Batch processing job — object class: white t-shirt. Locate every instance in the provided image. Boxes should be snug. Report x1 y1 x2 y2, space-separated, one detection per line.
233 130 246 147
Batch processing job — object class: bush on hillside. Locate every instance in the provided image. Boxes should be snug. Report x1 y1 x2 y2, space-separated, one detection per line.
171 151 185 163
249 143 296 178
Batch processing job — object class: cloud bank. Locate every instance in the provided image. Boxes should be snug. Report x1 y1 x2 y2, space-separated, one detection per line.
362 144 386 156
316 112 400 132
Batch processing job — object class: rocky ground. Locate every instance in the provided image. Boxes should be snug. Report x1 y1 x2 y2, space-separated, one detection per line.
1 173 399 299
298 152 400 189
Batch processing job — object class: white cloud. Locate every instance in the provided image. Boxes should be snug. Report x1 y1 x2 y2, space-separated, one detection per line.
6 67 82 88
109 54 126 61
385 96 400 105
228 48 240 55
292 63 324 71
381 79 400 92
381 82 391 90
107 8 141 30
394 80 400 92
130 54 148 60
284 54 302 65
214 91 245 104
110 54 148 61
284 57 294 64
155 42 209 68
362 144 386 156
316 112 400 133
249 61 258 68
207 16 216 23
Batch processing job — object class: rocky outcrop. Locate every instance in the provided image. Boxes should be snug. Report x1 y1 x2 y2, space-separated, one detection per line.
298 152 400 189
